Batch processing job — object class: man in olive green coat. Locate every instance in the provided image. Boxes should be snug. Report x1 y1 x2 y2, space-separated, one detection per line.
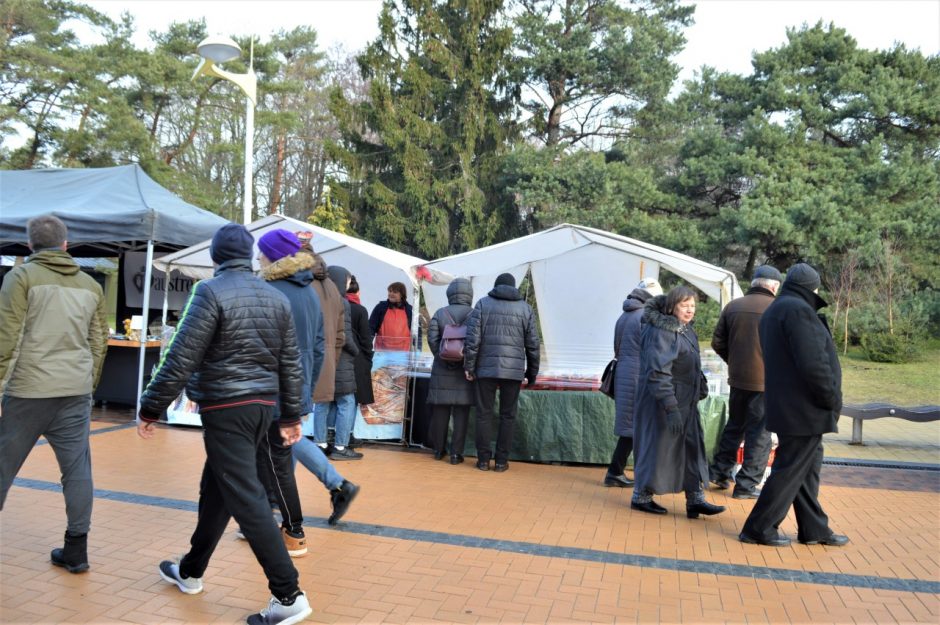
0 215 108 573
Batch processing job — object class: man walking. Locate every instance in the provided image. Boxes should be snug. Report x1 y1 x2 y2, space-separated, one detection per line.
0 215 108 574
464 273 539 472
137 223 313 624
739 263 848 548
708 265 781 499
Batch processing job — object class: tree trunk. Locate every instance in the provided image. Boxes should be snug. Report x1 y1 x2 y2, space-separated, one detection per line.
269 132 286 215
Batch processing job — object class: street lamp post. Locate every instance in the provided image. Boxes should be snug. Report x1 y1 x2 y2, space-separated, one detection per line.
193 36 257 225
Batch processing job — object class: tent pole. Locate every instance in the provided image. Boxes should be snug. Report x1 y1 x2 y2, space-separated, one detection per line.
135 240 155 422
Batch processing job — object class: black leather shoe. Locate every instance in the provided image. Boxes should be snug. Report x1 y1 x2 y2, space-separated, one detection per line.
494 463 509 472
710 478 731 490
476 459 490 471
686 501 726 519
433 450 446 461
739 531 791 547
604 473 634 488
800 534 849 546
450 454 464 465
630 500 667 515
732 489 760 500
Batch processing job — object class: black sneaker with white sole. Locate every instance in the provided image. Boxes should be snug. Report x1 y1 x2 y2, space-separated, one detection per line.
328 480 360 525
158 559 203 594
246 591 312 625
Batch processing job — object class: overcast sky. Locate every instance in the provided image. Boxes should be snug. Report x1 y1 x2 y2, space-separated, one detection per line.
82 0 939 83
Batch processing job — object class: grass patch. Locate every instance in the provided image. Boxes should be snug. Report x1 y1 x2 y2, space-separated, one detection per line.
840 344 940 406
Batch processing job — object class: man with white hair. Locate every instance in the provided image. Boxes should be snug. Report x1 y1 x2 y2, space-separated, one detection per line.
709 265 781 500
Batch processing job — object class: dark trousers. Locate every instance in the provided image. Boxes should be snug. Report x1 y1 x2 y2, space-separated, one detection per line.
742 434 831 543
607 436 634 475
179 404 299 600
474 378 521 465
257 417 304 535
709 387 772 494
429 404 470 456
0 394 93 535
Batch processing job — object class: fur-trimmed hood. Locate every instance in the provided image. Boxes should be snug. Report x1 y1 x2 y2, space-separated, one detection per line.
261 252 316 284
642 294 690 333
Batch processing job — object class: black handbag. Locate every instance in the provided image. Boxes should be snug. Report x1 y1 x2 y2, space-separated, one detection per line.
599 358 617 398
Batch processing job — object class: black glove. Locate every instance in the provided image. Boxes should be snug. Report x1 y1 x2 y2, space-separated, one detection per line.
665 409 683 436
525 373 537 386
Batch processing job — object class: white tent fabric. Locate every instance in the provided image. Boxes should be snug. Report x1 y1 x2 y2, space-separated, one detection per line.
153 214 427 316
417 224 742 372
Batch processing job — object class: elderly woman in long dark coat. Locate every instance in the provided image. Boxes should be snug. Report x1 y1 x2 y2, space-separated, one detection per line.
603 278 663 488
426 278 474 464
630 286 725 519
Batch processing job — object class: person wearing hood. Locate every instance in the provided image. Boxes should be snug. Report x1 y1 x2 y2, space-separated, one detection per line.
323 265 362 460
369 282 413 351
137 223 313 624
708 265 781 500
345 276 375 412
739 263 848 548
297 237 345 455
464 273 540 472
602 277 663 488
426 277 475 464
0 215 108 575
630 286 725 520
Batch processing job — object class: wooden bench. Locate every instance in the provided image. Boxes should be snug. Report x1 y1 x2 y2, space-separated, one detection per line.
842 403 940 445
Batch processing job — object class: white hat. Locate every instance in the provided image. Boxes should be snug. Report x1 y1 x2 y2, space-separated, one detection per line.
636 277 663 297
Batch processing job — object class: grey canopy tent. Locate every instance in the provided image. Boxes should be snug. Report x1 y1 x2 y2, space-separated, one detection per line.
0 164 229 414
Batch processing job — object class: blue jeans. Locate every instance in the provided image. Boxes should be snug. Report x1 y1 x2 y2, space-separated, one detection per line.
312 394 356 446
291 435 344 491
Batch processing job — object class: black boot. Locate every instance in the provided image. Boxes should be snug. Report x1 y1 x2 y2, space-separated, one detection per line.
51 531 89 573
686 501 726 519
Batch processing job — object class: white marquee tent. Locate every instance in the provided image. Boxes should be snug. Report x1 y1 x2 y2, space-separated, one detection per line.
417 223 742 372
153 214 428 317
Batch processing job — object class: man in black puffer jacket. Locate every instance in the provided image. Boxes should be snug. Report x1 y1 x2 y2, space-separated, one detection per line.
137 224 313 624
464 273 539 472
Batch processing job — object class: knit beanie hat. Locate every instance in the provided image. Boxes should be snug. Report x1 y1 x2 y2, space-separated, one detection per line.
784 263 821 292
636 277 663 297
210 223 254 264
495 273 516 288
258 229 301 262
753 264 783 282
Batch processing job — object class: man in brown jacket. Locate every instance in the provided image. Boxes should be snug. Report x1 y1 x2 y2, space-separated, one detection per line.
709 265 781 499
298 240 359 458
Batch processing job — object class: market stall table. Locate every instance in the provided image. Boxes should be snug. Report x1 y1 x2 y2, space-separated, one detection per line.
94 338 161 406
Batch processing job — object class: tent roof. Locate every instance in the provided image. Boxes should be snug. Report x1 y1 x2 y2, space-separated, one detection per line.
154 214 426 282
419 223 742 304
0 164 229 256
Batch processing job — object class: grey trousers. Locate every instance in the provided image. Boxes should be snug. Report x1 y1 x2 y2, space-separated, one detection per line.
0 394 94 534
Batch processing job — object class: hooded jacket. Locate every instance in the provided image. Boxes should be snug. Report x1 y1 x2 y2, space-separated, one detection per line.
304 251 345 403
262 253 326 415
327 266 359 396
463 283 539 381
759 282 842 436
611 287 656 437
0 249 108 398
426 278 475 406
347 294 375 405
139 259 304 425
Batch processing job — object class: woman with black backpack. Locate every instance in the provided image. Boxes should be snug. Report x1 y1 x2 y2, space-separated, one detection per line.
426 277 474 464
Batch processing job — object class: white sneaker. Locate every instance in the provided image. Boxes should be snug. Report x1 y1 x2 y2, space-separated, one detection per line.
158 559 203 594
246 591 312 625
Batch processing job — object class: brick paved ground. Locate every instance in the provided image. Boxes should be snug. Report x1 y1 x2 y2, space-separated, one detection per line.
1 408 937 624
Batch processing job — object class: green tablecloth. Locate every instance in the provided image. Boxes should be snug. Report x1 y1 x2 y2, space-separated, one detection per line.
459 391 728 465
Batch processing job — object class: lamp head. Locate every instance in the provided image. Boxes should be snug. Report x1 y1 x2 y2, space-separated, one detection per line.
196 36 242 64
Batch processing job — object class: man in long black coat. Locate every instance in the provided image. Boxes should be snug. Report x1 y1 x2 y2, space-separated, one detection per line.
739 263 849 547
